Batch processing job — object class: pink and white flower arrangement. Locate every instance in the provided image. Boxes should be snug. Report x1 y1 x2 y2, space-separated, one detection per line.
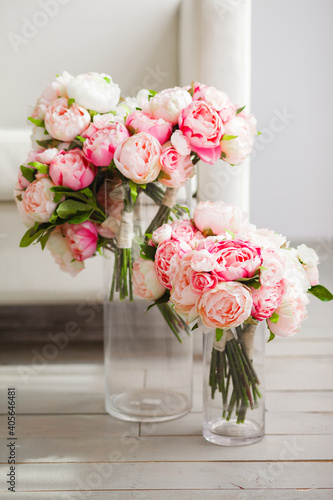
134 200 331 339
16 73 258 319
133 200 332 423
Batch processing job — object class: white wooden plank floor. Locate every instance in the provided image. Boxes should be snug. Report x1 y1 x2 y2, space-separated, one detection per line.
0 253 332 498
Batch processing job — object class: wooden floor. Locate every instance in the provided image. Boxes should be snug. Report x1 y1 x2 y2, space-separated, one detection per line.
0 249 332 498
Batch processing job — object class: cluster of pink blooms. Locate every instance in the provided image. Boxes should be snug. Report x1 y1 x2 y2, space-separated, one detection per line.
15 72 257 277
133 201 321 338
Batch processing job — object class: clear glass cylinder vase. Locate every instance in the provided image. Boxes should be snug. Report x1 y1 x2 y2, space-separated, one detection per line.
203 321 265 446
104 253 193 422
103 183 193 423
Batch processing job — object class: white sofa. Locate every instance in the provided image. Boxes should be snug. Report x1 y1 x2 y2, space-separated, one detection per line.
0 0 251 304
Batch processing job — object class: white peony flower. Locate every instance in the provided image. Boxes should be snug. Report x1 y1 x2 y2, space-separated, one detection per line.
221 114 257 165
297 244 319 267
150 87 192 125
67 72 121 113
280 248 311 293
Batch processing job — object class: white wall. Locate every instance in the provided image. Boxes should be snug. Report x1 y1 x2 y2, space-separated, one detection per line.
0 0 180 128
251 0 333 241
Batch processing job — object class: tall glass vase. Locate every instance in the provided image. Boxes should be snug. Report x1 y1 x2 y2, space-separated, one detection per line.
103 181 193 422
203 321 265 446
104 284 193 422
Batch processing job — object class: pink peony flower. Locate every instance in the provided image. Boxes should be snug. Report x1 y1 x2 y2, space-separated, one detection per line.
21 178 57 223
14 184 35 228
126 111 172 145
83 113 122 139
83 123 130 167
158 146 194 188
251 279 287 321
170 130 191 156
152 224 172 245
133 257 166 300
114 132 162 184
44 98 91 142
63 221 98 262
149 87 192 125
178 100 224 164
18 150 40 189
267 289 309 337
190 249 217 272
37 148 59 165
47 228 84 277
193 200 250 235
154 239 192 289
193 83 236 123
49 149 97 191
211 239 262 281
221 113 257 165
171 220 196 243
31 71 71 121
197 281 253 329
190 272 218 293
169 253 200 323
260 248 285 287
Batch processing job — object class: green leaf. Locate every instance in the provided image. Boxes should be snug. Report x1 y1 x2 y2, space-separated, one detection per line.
129 180 138 203
191 323 199 331
49 212 59 224
56 200 93 219
36 139 60 148
258 265 267 271
148 90 158 101
215 328 224 342
145 233 153 240
178 205 190 217
89 110 98 119
103 76 111 84
270 312 279 324
67 211 93 224
222 134 238 141
236 105 246 115
19 223 39 247
308 284 333 302
76 135 86 142
257 131 262 136
37 227 56 250
20 165 35 183
28 117 44 127
249 281 261 290
203 228 214 237
27 161 48 174
50 186 75 193
16 194 23 202
135 107 142 111
225 230 235 239
267 331 275 343
140 243 157 261
79 187 95 200
146 290 171 312
221 152 227 159
67 98 75 108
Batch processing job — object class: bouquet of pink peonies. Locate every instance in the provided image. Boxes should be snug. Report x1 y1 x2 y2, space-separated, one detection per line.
133 200 333 422
15 72 257 336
